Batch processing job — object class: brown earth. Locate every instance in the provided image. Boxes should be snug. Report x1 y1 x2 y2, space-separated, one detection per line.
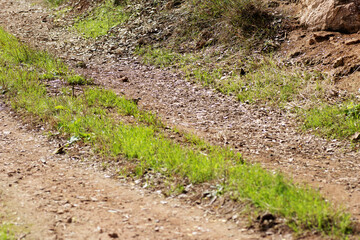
283 29 360 90
1 103 277 239
0 0 360 238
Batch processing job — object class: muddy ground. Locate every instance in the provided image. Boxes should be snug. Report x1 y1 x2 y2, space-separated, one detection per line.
0 0 360 238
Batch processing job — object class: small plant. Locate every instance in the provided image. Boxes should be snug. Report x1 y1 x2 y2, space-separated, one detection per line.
344 102 360 119
0 223 14 240
67 75 90 85
73 0 130 38
303 101 360 139
101 162 109 171
46 0 66 6
39 73 55 80
189 0 271 35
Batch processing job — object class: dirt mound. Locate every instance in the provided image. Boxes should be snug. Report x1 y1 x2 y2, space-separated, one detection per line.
300 0 360 33
284 30 360 72
281 1 360 91
282 28 360 94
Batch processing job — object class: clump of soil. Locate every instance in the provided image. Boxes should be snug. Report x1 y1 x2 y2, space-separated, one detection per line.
283 29 360 92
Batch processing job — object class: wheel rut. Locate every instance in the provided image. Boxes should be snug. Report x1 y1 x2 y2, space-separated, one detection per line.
0 106 270 239
0 0 359 234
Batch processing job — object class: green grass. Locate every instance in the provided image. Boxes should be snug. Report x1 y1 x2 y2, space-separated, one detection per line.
187 0 273 38
46 0 67 7
0 222 13 240
0 230 10 240
67 0 278 52
161 0 277 49
66 74 92 85
73 0 130 38
302 101 360 139
136 46 326 106
0 27 356 237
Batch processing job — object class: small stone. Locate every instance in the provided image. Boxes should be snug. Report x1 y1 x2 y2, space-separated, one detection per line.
239 68 246 75
114 48 124 55
57 210 64 214
333 57 345 68
308 38 316 45
350 132 360 142
119 76 128 82
131 97 141 105
289 50 303 58
53 145 65 155
75 61 87 69
345 38 360 45
258 213 276 223
314 33 334 42
108 233 119 238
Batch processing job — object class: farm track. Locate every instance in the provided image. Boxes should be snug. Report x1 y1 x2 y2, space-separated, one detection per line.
0 104 268 239
0 0 359 238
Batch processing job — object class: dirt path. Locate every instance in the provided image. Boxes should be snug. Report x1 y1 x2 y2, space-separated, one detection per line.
1 104 278 239
0 0 359 231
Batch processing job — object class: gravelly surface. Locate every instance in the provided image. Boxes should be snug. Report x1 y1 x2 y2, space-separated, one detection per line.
0 0 359 222
1 105 277 239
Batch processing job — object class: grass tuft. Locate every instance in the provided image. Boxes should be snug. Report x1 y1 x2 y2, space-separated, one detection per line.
188 0 273 37
73 0 130 38
67 74 91 85
302 101 360 139
0 222 13 240
46 0 67 7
